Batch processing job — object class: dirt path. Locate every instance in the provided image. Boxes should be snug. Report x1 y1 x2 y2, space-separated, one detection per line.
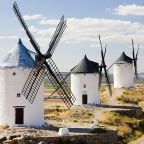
93 88 124 125
108 88 124 105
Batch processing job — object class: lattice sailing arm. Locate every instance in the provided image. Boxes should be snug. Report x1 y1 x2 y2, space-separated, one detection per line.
45 58 76 108
13 2 42 55
46 15 67 58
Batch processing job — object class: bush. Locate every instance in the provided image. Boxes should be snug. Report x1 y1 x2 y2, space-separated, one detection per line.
0 125 9 129
90 128 107 133
87 112 93 116
139 120 144 130
124 130 143 143
73 119 78 122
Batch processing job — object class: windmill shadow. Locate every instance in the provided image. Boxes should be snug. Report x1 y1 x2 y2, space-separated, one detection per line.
95 103 140 110
68 128 91 133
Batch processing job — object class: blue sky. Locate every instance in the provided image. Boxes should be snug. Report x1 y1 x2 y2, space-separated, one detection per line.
0 0 144 72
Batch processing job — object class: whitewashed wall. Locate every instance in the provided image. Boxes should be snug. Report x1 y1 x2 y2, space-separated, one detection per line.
113 63 134 88
71 73 100 105
0 68 44 127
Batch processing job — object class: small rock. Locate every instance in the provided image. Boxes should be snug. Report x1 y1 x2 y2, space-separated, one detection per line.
7 134 21 140
58 128 69 136
4 140 14 144
38 141 45 144
28 139 37 144
0 135 7 142
13 138 25 144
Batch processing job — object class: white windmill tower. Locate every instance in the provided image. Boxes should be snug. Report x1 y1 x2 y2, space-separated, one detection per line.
71 36 112 105
71 55 100 105
113 52 133 88
113 40 139 88
0 39 44 127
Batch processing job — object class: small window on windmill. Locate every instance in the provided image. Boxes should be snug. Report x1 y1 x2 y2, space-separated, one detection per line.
13 72 16 76
17 93 21 97
83 84 86 88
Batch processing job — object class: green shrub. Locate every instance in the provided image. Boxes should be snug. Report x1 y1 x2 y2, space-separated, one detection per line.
139 120 144 130
87 112 93 116
124 130 143 143
73 119 78 122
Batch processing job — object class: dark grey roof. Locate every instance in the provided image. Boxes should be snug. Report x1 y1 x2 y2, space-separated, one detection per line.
71 55 99 73
114 52 133 64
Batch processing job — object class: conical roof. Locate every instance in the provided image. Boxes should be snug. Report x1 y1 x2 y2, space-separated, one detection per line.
114 52 133 64
71 55 99 73
0 39 35 68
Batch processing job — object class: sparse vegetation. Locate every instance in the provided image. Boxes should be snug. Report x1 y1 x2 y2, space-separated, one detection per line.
117 86 144 109
123 130 143 143
102 110 144 144
73 119 78 122
0 125 9 129
138 120 144 130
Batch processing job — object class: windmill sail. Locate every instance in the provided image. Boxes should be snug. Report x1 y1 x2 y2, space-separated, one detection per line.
99 44 106 88
44 72 71 100
132 39 139 78
21 61 46 103
13 2 76 108
46 16 67 58
99 35 112 96
45 58 76 108
13 2 41 55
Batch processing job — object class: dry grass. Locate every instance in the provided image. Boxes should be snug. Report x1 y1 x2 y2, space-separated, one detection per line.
44 89 58 96
100 85 115 104
117 85 144 109
100 109 144 144
44 105 94 124
44 99 65 109
100 85 110 103
0 125 9 129
68 109 94 123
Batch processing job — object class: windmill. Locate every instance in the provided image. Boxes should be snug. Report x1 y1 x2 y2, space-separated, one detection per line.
132 39 139 78
98 35 112 96
13 2 76 108
70 36 112 105
113 52 134 88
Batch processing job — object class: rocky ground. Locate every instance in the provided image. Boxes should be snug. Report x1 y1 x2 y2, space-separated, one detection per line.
0 126 91 143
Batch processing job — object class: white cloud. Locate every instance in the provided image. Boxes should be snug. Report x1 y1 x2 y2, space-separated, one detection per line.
2 16 144 72
114 4 144 16
17 16 144 49
23 14 46 21
39 19 59 25
64 18 143 43
0 36 18 39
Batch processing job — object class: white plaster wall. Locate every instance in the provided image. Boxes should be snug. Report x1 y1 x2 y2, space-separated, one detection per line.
113 63 134 88
0 68 44 127
71 73 100 105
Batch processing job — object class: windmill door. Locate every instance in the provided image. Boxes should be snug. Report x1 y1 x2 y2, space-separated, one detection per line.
15 107 24 124
82 94 87 104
